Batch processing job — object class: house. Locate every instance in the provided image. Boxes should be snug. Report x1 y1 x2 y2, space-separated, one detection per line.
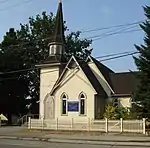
36 1 137 121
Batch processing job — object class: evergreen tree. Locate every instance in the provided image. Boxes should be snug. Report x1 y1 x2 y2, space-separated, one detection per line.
133 5 150 118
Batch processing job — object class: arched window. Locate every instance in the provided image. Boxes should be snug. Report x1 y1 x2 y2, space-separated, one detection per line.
61 93 68 115
79 92 86 115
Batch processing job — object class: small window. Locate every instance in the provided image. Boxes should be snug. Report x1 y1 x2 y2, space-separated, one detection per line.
79 93 86 115
113 98 118 107
50 46 55 54
61 93 67 115
80 99 85 114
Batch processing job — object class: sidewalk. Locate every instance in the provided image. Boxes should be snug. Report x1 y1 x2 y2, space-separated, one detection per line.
0 127 150 147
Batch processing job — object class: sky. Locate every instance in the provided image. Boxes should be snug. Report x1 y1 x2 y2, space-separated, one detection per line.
0 0 150 72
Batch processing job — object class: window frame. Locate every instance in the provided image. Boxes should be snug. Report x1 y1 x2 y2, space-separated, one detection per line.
79 92 87 116
61 93 68 116
50 45 55 55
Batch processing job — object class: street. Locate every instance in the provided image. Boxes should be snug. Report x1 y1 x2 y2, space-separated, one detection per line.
0 139 149 148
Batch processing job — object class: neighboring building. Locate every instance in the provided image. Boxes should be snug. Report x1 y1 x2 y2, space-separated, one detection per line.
36 1 138 120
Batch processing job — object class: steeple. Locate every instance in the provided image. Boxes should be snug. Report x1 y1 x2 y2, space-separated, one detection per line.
52 0 65 44
48 0 66 63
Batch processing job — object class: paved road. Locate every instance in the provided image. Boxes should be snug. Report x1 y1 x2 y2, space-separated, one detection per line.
0 139 149 148
0 126 26 135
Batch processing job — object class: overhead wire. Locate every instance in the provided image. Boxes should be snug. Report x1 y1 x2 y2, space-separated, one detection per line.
95 50 137 59
88 25 140 41
0 18 144 78
86 24 139 39
0 0 9 3
0 50 139 82
92 29 141 41
80 20 143 33
0 3 145 82
0 0 34 11
0 23 142 49
0 50 139 77
100 51 139 62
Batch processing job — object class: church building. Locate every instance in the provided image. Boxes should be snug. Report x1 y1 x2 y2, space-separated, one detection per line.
36 1 137 120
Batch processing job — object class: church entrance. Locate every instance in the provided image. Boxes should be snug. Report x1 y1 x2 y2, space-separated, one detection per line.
44 94 55 119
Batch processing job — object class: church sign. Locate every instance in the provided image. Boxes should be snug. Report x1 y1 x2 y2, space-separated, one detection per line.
68 101 79 112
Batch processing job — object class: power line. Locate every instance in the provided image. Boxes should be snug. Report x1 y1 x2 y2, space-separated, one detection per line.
0 51 139 76
0 18 146 49
80 20 143 33
0 51 139 82
0 69 58 82
100 52 139 62
92 29 141 41
0 27 142 49
0 0 9 3
86 25 139 40
95 50 137 59
0 0 33 11
0 67 38 75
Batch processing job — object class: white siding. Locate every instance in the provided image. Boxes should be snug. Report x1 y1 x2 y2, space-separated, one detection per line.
54 68 96 121
40 67 59 118
118 97 131 108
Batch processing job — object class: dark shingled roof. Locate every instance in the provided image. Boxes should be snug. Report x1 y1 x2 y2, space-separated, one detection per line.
78 60 107 96
89 57 138 96
110 72 139 95
91 57 114 89
40 55 67 65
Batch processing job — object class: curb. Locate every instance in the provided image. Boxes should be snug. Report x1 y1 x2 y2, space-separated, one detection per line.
0 136 150 147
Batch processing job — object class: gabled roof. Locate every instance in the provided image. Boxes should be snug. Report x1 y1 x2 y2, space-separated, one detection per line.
91 57 114 89
50 56 107 96
110 72 139 96
78 60 107 96
46 55 138 97
86 56 138 96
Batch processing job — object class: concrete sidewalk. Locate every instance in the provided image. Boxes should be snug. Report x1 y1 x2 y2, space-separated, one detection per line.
0 127 150 147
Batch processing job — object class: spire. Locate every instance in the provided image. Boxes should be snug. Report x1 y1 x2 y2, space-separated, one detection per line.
51 0 65 45
46 0 66 64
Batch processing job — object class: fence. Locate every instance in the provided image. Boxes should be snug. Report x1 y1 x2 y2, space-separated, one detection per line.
28 118 146 134
17 114 39 126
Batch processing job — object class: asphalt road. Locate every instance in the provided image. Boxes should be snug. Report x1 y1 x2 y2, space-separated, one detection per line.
0 139 149 148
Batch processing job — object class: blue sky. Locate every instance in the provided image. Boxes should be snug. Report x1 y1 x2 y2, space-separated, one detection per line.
0 0 150 72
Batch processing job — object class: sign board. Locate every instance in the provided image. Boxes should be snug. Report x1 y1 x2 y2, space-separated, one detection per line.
68 101 79 112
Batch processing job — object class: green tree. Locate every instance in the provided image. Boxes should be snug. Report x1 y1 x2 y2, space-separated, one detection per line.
115 107 131 119
0 28 29 123
133 6 150 118
103 104 132 120
0 11 92 122
103 104 117 119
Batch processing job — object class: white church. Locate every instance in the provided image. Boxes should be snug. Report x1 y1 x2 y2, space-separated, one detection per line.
36 1 137 121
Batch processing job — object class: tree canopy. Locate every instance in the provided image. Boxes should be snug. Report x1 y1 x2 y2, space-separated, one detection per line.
0 11 92 122
133 5 150 119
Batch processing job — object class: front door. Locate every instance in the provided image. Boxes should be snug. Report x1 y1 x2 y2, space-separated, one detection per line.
44 94 55 119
